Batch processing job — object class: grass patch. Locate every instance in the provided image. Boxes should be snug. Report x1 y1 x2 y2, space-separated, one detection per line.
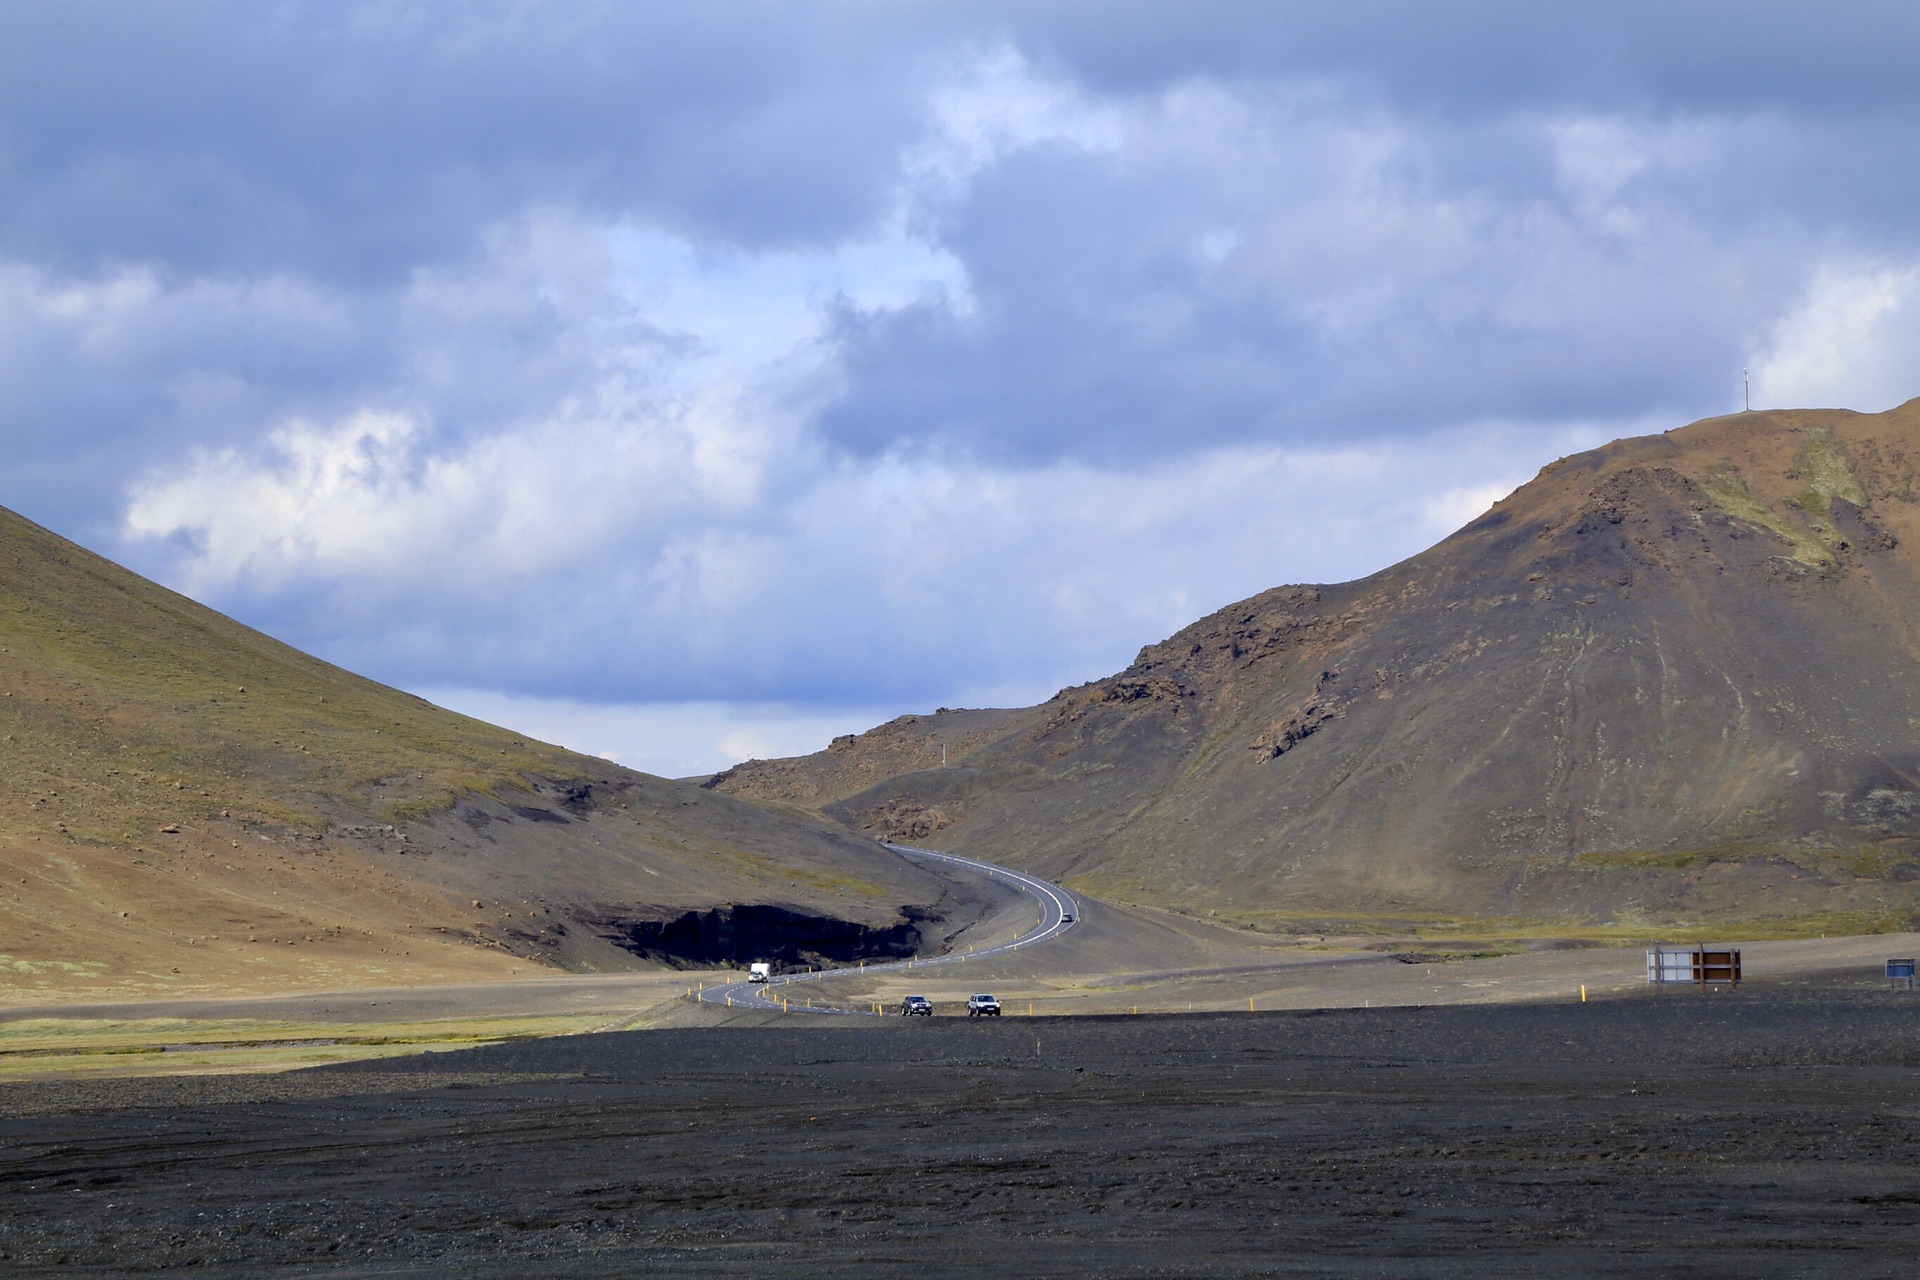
723 847 891 900
1143 900 1920 946
1575 844 1785 871
1694 908 1918 940
0 1012 609 1079
1577 842 1919 879
1153 904 1660 945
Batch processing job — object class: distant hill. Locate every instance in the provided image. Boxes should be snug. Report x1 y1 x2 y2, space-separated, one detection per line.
712 403 1920 937
0 507 978 1004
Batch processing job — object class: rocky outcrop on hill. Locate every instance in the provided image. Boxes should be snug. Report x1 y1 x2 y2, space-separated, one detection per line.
711 403 1920 931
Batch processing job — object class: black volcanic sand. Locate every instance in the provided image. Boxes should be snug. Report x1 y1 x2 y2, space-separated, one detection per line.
3 990 1919 1277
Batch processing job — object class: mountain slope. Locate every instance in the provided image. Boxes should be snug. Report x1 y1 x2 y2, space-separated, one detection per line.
713 403 1920 935
0 506 982 1004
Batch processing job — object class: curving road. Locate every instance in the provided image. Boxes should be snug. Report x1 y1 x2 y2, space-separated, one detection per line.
694 842 1078 1016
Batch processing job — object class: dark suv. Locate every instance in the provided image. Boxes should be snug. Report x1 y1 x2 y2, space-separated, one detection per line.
900 995 933 1016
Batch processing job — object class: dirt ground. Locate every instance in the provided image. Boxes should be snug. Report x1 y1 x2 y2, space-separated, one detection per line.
833 906 1920 1016
3 981 1919 1277
6 914 1916 1078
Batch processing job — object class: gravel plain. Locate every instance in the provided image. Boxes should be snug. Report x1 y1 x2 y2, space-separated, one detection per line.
3 985 1919 1277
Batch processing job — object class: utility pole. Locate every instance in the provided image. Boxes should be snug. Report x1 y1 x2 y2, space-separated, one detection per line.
1743 367 1750 412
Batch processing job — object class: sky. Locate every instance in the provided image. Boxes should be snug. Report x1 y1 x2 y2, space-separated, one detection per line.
6 2 1920 776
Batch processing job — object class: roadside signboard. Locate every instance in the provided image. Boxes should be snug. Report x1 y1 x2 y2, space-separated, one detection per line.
1647 946 1694 986
1646 945 1741 988
1888 958 1916 991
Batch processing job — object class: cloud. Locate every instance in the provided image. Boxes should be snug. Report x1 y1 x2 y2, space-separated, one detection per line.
4 5 1920 761
411 690 908 780
1751 259 1920 413
125 363 1593 708
0 4 944 280
993 1 1920 117
819 69 1849 460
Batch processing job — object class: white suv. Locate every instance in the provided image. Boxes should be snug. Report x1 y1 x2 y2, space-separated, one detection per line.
966 993 1001 1017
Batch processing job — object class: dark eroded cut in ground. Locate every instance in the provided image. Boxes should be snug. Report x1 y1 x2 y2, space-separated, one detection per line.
2 990 1918 1277
587 900 945 972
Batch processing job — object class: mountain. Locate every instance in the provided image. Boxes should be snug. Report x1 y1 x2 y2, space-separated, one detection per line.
711 403 1920 937
0 506 985 1004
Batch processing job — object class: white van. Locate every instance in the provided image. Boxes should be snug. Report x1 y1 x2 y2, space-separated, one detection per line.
748 962 772 983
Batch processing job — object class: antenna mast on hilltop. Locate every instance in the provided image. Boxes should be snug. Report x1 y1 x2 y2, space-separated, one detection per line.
1743 367 1750 412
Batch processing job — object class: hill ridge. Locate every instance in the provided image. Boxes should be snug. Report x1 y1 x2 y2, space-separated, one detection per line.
712 402 1920 934
0 505 985 1004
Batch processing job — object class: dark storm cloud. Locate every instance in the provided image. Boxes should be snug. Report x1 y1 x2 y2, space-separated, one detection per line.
0 2 937 281
815 97 1821 458
994 1 1920 116
8 3 1918 283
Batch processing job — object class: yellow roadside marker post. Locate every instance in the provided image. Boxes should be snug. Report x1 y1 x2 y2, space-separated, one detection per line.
1248 997 1255 1012
1581 985 1588 1002
1029 1003 1034 1016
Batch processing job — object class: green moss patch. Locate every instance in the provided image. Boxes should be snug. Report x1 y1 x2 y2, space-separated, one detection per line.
1794 426 1870 521
1701 470 1833 567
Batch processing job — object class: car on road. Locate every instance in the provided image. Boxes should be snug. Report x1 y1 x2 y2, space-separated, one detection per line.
900 994 933 1016
967 993 1002 1017
1061 912 1074 923
748 962 771 983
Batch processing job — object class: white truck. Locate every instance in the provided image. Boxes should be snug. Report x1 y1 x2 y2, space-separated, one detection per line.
748 962 772 983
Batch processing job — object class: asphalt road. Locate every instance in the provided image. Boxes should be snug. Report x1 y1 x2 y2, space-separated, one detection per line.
695 842 1079 1015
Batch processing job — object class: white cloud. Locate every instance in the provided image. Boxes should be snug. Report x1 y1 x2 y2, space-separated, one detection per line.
125 383 793 592
1751 260 1920 412
416 690 908 779
1419 481 1517 534
903 45 1125 202
126 378 1604 714
608 223 970 385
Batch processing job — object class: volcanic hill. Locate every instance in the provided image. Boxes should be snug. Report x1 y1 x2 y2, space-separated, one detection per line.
712 403 1920 936
0 506 982 1004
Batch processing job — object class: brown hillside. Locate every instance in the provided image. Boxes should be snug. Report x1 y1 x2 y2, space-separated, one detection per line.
712 403 1920 935
0 507 982 1005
